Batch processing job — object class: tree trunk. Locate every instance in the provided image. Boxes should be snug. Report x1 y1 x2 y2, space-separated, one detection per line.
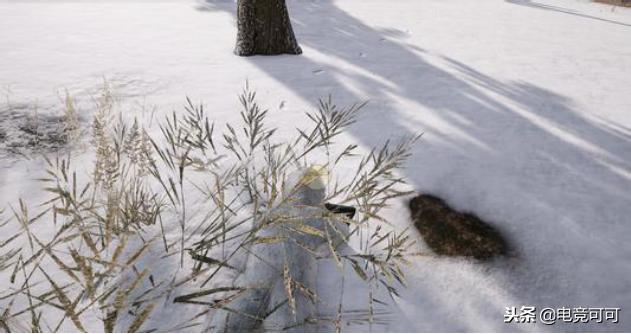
234 0 302 56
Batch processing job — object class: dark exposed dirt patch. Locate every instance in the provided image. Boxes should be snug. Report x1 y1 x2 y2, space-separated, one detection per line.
408 194 509 260
594 0 631 7
0 105 78 156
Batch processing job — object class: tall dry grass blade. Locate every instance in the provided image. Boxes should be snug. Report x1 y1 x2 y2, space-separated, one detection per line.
38 267 86 332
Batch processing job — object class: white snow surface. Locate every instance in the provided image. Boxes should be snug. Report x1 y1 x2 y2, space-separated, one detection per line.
1 0 631 331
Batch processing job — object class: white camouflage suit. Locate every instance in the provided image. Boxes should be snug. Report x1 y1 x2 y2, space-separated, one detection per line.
209 166 349 332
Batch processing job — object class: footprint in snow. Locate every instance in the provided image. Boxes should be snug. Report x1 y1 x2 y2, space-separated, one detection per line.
278 101 286 110
312 69 324 75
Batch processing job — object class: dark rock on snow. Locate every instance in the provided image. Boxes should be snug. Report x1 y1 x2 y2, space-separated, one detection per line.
408 194 509 260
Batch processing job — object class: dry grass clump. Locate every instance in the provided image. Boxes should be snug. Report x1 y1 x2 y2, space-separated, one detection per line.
0 85 169 332
0 82 420 332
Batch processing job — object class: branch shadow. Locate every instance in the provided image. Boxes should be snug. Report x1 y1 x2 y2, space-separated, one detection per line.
505 0 631 27
196 0 631 330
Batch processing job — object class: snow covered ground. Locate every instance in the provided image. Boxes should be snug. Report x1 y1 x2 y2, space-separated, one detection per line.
2 0 631 331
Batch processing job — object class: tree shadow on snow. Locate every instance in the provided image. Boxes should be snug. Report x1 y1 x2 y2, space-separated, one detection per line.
196 0 631 331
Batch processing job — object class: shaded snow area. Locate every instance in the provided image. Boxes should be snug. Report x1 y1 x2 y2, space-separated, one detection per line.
2 0 631 332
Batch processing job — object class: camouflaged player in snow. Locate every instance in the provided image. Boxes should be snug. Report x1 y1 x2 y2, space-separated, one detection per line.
209 166 349 332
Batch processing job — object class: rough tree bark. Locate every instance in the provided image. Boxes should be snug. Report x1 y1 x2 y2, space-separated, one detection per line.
234 0 302 56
